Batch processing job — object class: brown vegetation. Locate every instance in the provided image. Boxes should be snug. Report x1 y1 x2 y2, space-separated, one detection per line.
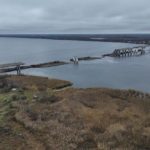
0 75 150 150
5 75 72 90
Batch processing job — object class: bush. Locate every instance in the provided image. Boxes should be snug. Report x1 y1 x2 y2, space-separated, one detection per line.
21 96 27 100
11 94 20 100
39 95 60 104
28 111 38 121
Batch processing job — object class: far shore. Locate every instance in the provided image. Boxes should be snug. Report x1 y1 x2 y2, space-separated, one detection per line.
0 34 150 44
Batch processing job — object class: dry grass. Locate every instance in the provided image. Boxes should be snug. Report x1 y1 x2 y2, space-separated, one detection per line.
6 75 72 91
0 76 150 150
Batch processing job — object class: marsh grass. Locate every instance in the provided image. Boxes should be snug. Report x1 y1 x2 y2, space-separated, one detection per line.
0 75 150 150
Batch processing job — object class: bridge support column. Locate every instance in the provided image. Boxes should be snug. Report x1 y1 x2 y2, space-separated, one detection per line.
16 65 21 75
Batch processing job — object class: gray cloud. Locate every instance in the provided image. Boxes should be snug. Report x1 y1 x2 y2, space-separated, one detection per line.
0 0 150 33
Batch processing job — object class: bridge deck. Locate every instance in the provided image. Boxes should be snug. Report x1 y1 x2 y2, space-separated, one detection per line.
0 62 24 75
0 62 24 68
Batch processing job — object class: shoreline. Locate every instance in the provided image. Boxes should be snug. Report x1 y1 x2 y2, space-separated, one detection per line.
2 74 150 94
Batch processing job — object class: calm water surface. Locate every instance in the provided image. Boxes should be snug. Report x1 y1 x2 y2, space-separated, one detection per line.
0 37 150 92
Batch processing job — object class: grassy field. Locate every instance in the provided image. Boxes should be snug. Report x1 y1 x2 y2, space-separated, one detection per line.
6 75 72 90
0 75 150 150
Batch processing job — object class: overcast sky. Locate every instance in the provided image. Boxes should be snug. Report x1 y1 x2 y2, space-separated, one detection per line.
0 0 150 34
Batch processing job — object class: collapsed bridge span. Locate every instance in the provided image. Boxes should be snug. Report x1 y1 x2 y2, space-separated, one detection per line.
103 46 146 57
112 46 146 57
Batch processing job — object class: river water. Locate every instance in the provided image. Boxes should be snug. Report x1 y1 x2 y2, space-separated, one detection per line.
0 37 150 92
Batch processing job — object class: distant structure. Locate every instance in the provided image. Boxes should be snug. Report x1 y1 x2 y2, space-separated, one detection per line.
70 57 79 64
112 46 146 57
0 62 24 75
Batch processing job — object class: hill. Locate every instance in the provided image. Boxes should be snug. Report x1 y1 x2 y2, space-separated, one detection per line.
0 75 150 150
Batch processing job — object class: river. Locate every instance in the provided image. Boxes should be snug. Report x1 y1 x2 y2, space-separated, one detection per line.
0 37 149 92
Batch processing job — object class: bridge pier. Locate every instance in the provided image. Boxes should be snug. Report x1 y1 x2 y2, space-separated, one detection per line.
16 65 21 75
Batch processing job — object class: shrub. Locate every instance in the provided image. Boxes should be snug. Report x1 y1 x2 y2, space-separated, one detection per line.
11 94 20 100
46 88 54 94
26 85 38 91
27 109 38 121
39 95 60 104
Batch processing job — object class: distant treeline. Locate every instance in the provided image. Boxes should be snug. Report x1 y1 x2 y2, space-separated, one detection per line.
0 34 150 44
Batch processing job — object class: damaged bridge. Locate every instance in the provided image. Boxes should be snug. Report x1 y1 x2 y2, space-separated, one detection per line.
0 46 148 74
112 46 146 57
103 46 146 57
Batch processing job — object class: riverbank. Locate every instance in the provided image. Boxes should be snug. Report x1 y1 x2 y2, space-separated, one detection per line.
0 74 150 150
